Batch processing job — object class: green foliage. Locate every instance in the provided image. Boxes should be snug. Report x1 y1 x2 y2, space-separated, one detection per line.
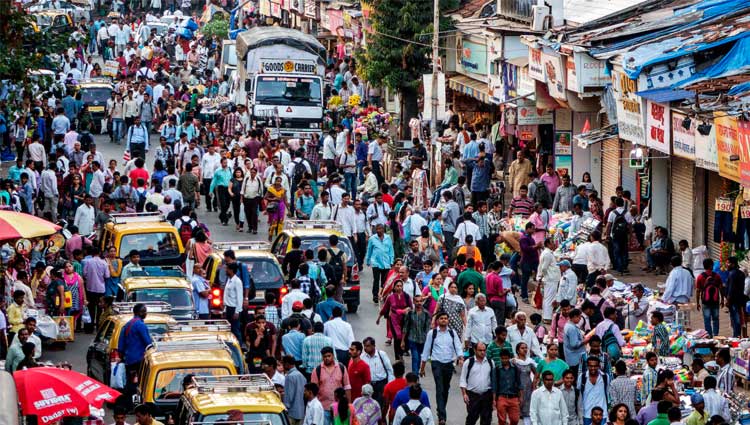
201 18 229 41
0 4 69 81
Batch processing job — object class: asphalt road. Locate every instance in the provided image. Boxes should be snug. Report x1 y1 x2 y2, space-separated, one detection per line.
40 133 474 424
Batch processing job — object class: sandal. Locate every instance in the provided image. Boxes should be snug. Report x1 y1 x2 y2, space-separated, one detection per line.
385 339 392 346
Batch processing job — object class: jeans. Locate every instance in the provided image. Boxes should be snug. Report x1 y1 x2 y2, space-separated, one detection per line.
408 340 424 373
612 238 628 273
323 411 333 425
203 178 215 210
702 305 720 337
520 261 538 300
729 303 743 338
112 118 124 142
130 142 146 161
431 360 455 421
225 306 242 342
714 211 735 243
343 172 356 198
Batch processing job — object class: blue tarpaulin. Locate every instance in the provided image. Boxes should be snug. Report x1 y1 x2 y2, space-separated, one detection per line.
636 88 695 103
729 81 750 96
677 37 750 87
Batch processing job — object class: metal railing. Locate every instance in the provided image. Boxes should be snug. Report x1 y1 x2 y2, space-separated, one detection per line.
112 301 172 314
212 241 272 252
283 220 343 231
191 374 275 393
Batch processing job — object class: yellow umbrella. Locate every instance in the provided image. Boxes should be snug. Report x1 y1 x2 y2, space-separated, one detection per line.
0 211 61 240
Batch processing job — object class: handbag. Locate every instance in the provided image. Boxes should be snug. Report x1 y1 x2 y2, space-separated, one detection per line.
266 201 279 213
81 307 92 324
56 290 73 309
259 197 267 212
533 285 543 309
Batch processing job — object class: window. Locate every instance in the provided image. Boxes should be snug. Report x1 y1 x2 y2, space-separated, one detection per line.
201 412 286 425
81 88 111 104
95 321 114 344
145 323 170 337
236 258 284 289
153 367 229 399
254 76 322 106
300 237 356 265
128 288 193 310
119 232 180 260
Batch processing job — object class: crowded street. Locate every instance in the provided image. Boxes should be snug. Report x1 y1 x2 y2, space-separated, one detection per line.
4 0 750 425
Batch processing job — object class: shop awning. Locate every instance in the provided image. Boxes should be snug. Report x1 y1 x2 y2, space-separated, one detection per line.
636 88 695 103
574 124 618 149
448 75 490 103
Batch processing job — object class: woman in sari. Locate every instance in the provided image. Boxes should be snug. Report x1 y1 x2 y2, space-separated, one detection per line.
421 273 445 316
192 230 213 270
528 202 552 245
353 384 381 425
376 280 412 360
30 262 50 307
386 211 406 260
514 342 538 424
105 246 123 299
434 280 467 338
411 162 429 211
378 259 404 301
63 261 86 327
536 342 569 385
265 176 287 241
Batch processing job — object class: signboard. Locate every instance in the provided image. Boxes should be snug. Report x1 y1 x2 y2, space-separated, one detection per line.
457 38 487 76
714 112 741 183
517 99 553 125
422 73 446 122
488 74 505 105
566 58 577 93
518 66 535 96
102 60 119 77
555 155 572 177
740 205 750 219
528 48 545 82
555 131 572 155
573 52 608 91
304 0 316 18
738 120 750 187
259 0 271 16
715 198 734 212
645 101 670 154
612 70 646 145
671 111 696 160
519 126 536 141
638 56 695 91
260 60 317 74
542 51 566 100
270 0 281 17
695 124 719 172
290 0 304 14
555 108 572 131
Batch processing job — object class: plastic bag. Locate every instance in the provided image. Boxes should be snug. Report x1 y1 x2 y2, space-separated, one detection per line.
110 362 126 389
81 307 92 324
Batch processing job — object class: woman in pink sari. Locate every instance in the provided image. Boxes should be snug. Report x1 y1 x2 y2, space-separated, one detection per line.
422 273 446 316
377 280 412 360
63 261 86 327
377 259 404 345
527 202 552 245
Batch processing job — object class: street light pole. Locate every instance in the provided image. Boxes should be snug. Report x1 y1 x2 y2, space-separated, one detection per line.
430 0 439 144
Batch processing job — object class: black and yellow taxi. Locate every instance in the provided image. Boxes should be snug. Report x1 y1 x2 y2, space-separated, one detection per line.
271 220 360 313
123 267 195 320
100 212 185 267
135 340 239 421
33 10 74 33
74 79 113 133
86 301 176 385
158 320 247 374
174 374 288 425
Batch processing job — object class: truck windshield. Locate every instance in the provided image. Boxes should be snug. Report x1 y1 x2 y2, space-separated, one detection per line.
255 76 321 106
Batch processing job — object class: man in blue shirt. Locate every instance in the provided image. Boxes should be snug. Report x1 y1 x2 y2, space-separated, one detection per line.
470 150 492 206
191 264 210 319
117 303 152 403
62 93 80 123
316 285 346 322
125 116 150 161
391 372 431 413
355 136 368 184
51 107 70 141
295 183 315 219
282 318 306 362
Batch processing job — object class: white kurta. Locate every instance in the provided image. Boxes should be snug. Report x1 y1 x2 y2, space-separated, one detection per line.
530 386 568 425
537 248 561 321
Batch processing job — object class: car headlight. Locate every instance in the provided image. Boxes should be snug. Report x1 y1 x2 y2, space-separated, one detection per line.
310 122 320 129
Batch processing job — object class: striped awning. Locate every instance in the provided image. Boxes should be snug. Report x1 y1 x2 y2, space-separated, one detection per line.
448 75 490 104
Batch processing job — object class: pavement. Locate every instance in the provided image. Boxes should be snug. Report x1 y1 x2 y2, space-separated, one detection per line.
35 133 736 424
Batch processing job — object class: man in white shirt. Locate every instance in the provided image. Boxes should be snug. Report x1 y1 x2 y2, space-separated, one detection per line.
366 192 391 231
530 371 569 425
335 127 348 163
556 260 578 307
466 294 497 347
324 306 355 365
454 214 481 248
41 163 59 221
310 191 334 220
661 256 694 304
322 129 337 173
328 177 346 206
393 384 434 425
703 376 731 422
507 311 543 358
362 337 395 409
459 342 493 425
302 383 326 425
581 231 611 287
332 193 357 242
74 194 96 236
89 161 106 199
281 280 310 319
405 210 428 241
358 166 379 200
201 145 221 211
420 312 463 424
223 263 245 342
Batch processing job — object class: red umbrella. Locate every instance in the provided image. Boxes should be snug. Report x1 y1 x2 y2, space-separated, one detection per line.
14 368 121 424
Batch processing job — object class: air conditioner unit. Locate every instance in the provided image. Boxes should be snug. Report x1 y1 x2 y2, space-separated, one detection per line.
531 5 550 31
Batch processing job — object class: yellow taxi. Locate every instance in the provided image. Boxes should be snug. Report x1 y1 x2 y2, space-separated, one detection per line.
100 213 185 267
86 302 176 385
174 375 287 425
135 340 239 421
74 79 113 132
159 320 247 373
123 270 195 320
205 241 286 307
33 10 73 32
271 220 361 312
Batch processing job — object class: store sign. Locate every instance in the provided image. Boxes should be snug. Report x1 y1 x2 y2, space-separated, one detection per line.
542 51 566 100
555 131 572 155
566 58 577 93
645 101 670 154
638 56 695 90
488 74 505 104
555 155 572 177
304 0 316 18
612 71 646 145
457 38 487 76
528 48 545 82
518 66 535 96
737 120 750 187
714 113 741 183
259 0 271 15
517 99 553 125
270 0 282 17
671 111 695 160
573 52 608 91
695 123 719 172
519 125 536 141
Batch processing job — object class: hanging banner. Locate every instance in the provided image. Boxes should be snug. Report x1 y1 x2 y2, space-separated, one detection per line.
517 99 553 125
738 120 750 187
695 123 719 172
304 0 316 18
612 70 645 145
270 0 282 17
422 73 446 122
555 109 572 131
714 113 741 183
542 51 566 100
528 48 545 82
259 0 271 15
555 155 572 177
555 131 572 155
645 101 670 154
671 111 696 160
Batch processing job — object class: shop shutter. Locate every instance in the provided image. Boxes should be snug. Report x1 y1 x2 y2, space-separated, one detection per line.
706 171 724 259
670 158 694 246
621 142 638 196
600 138 620 200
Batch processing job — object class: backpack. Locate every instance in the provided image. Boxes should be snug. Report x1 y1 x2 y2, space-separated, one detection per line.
327 248 345 284
321 262 336 284
601 324 622 362
611 210 629 240
178 219 195 246
292 159 307 188
400 404 426 425
315 363 346 383
533 182 551 206
578 371 609 407
429 328 458 358
135 188 147 212
702 273 722 305
589 298 606 328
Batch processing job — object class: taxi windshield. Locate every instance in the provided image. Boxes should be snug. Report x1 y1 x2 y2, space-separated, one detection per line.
120 232 180 259
154 367 229 399
236 258 284 289
128 288 192 309
299 237 356 265
146 323 170 336
201 412 285 425
81 87 111 104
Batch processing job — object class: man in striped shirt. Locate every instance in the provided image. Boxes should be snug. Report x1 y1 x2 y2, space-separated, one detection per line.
301 322 333 377
509 185 534 218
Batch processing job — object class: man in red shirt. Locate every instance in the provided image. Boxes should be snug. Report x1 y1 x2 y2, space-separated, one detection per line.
381 183 394 207
129 157 150 187
384 361 407 421
695 258 725 337
347 341 371 400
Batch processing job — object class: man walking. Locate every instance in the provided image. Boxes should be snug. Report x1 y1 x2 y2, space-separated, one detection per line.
125 116 150 161
530 371 568 425
311 346 352 425
365 224 395 304
117 304 152 407
459 342 494 425
420 312 463 425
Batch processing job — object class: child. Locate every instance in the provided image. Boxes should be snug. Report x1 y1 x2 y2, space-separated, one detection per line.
530 313 547 344
651 311 670 356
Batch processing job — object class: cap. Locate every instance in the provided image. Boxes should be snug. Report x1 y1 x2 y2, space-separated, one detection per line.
292 301 304 311
604 273 615 281
690 393 704 405
557 260 571 267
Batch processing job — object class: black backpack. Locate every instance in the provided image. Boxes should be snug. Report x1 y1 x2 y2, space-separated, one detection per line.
589 298 606 328
534 182 551 206
327 248 345 283
702 273 722 305
292 159 307 188
400 404 426 425
611 210 629 240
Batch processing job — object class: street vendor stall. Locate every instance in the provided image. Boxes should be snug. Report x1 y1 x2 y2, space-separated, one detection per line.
0 211 61 240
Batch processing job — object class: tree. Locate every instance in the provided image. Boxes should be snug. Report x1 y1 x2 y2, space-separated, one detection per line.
0 3 69 81
201 17 229 40
359 0 456 137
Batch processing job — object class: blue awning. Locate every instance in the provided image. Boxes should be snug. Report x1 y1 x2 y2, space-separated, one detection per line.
729 81 750 96
678 37 750 87
636 88 695 103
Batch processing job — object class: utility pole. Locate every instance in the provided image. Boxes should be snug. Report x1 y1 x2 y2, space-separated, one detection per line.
430 0 440 144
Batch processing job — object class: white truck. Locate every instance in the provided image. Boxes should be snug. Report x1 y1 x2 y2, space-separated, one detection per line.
235 27 327 139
